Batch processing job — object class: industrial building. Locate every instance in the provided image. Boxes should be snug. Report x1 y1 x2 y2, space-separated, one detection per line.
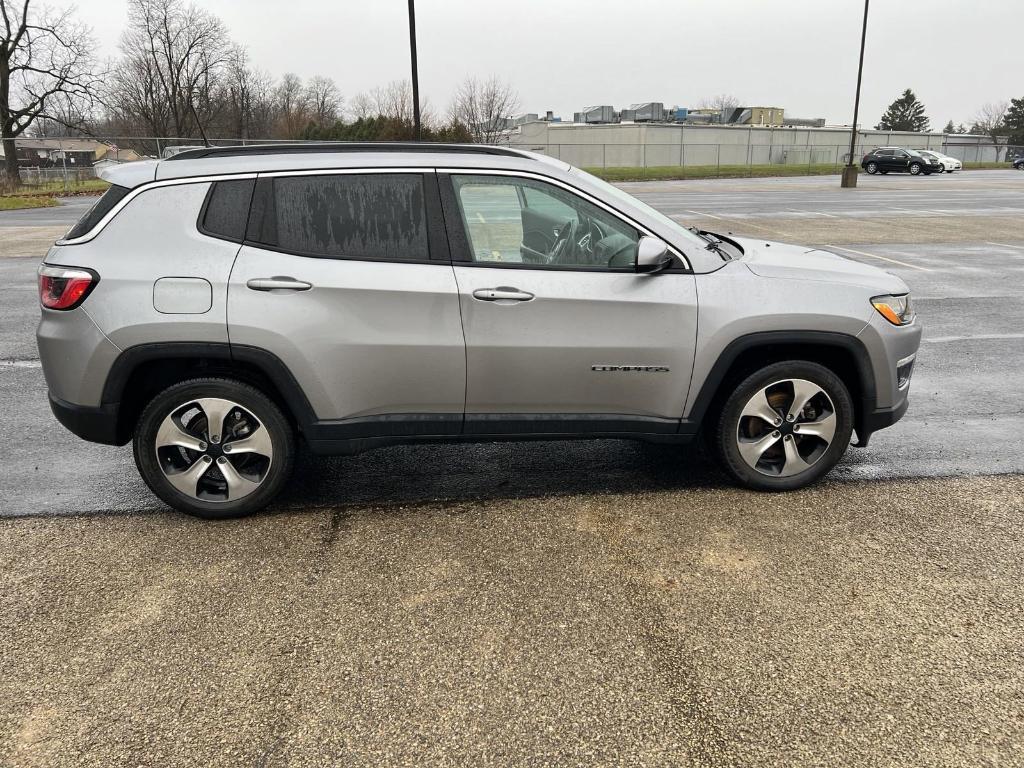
566 102 825 127
507 121 1002 168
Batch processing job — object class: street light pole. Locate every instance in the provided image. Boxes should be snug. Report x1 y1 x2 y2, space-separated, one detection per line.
407 0 422 141
841 0 870 188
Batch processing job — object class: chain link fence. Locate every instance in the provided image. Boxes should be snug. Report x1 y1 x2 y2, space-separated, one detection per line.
3 136 1020 193
508 142 1020 177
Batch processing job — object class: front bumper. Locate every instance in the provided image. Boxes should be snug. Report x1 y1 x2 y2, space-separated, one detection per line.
854 312 922 446
855 397 910 447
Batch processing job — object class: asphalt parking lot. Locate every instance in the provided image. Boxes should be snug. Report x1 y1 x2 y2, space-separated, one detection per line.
1 171 1022 766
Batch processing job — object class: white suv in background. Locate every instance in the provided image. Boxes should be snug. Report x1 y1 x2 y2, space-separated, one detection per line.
917 150 962 173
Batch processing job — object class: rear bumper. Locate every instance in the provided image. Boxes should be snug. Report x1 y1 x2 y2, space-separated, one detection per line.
49 393 123 446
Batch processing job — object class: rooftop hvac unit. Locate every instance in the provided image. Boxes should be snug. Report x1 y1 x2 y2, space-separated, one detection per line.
630 102 665 122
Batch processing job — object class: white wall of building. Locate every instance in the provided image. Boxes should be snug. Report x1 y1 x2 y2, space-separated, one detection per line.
509 122 1000 167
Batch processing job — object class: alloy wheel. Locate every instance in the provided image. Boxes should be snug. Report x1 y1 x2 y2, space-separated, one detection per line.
735 379 838 477
155 397 273 502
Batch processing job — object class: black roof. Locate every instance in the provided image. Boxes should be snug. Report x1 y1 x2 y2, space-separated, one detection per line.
164 142 527 162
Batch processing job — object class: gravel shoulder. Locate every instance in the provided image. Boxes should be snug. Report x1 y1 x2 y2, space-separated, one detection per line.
2 474 1022 767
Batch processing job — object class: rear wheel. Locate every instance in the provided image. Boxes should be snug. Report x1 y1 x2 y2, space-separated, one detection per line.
714 361 854 491
865 162 878 174
133 378 295 518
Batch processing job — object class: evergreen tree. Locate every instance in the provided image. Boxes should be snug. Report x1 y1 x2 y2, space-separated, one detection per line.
1004 97 1024 146
943 120 955 134
955 123 968 134
876 89 930 132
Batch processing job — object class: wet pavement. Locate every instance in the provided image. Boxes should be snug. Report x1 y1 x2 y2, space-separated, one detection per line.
1 171 1022 767
2 172 1023 517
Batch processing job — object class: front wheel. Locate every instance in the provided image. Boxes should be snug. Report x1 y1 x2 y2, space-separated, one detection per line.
714 361 854 491
909 162 923 175
133 378 295 518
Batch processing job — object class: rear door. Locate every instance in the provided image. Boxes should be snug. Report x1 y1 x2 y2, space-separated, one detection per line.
227 170 466 438
874 149 894 170
440 171 698 436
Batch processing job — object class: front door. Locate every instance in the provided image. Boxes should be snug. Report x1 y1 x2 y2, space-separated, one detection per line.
228 171 465 438
441 172 698 436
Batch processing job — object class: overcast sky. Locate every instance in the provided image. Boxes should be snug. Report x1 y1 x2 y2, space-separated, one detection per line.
70 0 1020 128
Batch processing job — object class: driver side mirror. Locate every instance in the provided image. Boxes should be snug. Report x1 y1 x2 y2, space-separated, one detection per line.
636 236 674 273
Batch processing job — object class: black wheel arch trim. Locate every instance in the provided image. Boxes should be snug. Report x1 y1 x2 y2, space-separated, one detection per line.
681 330 879 437
100 341 319 440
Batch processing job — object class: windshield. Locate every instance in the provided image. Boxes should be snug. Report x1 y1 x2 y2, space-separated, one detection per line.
571 168 709 249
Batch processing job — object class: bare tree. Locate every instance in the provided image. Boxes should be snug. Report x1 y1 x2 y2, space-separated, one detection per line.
305 75 341 129
449 76 520 143
972 101 1009 161
697 93 741 117
1 0 102 182
271 72 311 138
376 80 435 125
108 0 230 143
348 90 374 121
220 45 273 139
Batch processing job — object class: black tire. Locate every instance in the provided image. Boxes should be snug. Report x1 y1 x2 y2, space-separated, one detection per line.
133 378 295 518
945 169 954 173
865 162 878 174
713 361 854 492
909 162 922 175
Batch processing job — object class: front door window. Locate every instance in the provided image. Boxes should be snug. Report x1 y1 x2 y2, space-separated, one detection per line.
451 175 640 269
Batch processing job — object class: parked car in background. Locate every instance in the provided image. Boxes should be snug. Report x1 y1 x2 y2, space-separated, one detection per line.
916 150 962 173
37 143 921 518
1012 156 1024 170
861 147 943 175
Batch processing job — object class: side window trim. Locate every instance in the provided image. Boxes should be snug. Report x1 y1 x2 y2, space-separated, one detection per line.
436 169 690 272
243 169 450 265
56 173 258 246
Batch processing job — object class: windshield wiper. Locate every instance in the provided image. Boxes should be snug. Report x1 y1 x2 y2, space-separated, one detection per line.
689 227 731 260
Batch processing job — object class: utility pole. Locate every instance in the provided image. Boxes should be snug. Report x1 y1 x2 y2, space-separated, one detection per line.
407 0 422 141
841 0 870 188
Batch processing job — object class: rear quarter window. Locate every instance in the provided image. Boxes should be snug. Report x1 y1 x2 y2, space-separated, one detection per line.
65 184 130 240
200 178 256 242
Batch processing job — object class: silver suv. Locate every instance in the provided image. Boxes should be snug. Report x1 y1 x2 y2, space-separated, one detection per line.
37 143 921 518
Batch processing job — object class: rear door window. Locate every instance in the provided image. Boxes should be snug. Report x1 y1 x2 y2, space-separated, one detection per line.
64 184 130 240
251 173 430 261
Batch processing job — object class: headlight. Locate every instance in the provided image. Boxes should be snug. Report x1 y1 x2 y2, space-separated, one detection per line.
871 293 914 326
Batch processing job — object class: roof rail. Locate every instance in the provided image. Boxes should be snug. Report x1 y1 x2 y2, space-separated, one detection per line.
163 142 530 161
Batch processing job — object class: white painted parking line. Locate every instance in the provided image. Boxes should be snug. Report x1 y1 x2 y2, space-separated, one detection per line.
826 245 932 272
0 360 41 368
788 208 838 218
685 209 724 220
986 241 1024 250
924 333 1024 344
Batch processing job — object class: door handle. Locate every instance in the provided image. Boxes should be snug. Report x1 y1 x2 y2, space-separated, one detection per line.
472 287 534 302
246 277 313 292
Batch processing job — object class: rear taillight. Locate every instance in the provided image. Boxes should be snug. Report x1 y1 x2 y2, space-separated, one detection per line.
38 264 98 310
